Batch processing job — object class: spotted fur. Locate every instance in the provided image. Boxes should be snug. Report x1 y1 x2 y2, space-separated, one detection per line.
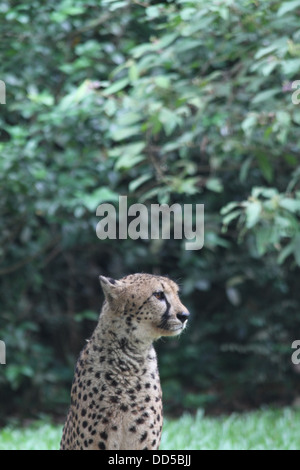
60 273 189 450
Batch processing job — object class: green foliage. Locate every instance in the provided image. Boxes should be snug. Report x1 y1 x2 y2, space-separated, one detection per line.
222 184 300 265
1 0 300 421
161 407 300 450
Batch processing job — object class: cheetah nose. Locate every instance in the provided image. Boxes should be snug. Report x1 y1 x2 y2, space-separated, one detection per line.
177 311 190 324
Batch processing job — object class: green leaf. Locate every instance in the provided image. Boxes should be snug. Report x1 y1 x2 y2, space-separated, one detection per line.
28 92 54 106
254 38 288 58
252 187 278 199
254 44 279 60
278 242 294 264
105 1 128 11
245 201 262 229
276 110 291 126
293 233 300 266
292 111 300 125
256 154 274 183
222 209 242 231
261 61 278 77
240 157 253 183
146 5 162 19
252 89 281 104
279 198 300 213
206 177 223 193
218 6 229 20
109 142 145 159
220 202 240 215
139 186 161 203
128 61 139 82
256 225 273 256
281 59 300 76
117 112 142 127
74 310 99 322
277 0 300 16
176 176 199 195
111 125 140 142
159 108 180 136
79 187 119 211
132 43 153 59
154 76 171 89
129 173 152 193
284 154 298 166
241 114 257 137
153 33 178 51
58 80 92 109
102 78 129 96
115 154 145 171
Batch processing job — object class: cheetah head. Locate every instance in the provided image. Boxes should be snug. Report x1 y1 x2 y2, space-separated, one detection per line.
99 274 190 342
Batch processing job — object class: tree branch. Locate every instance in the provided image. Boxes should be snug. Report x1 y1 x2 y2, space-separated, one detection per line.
0 237 61 276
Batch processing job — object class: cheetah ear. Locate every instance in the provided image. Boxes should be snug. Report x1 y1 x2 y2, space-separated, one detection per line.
99 276 123 301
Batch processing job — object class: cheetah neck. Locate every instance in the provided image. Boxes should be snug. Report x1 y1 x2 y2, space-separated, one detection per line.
89 315 157 377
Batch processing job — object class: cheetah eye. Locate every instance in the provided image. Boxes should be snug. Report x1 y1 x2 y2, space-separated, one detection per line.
153 291 165 301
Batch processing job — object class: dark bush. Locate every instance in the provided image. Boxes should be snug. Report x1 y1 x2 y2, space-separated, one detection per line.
1 0 300 422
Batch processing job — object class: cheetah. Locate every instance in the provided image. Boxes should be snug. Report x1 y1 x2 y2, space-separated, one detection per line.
60 273 189 450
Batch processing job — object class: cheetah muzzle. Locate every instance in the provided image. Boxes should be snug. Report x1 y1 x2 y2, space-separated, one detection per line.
60 273 189 450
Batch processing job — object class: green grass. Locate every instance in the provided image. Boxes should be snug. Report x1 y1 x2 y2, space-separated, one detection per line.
0 408 299 450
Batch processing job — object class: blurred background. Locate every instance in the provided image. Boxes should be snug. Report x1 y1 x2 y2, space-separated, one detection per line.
0 0 300 427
